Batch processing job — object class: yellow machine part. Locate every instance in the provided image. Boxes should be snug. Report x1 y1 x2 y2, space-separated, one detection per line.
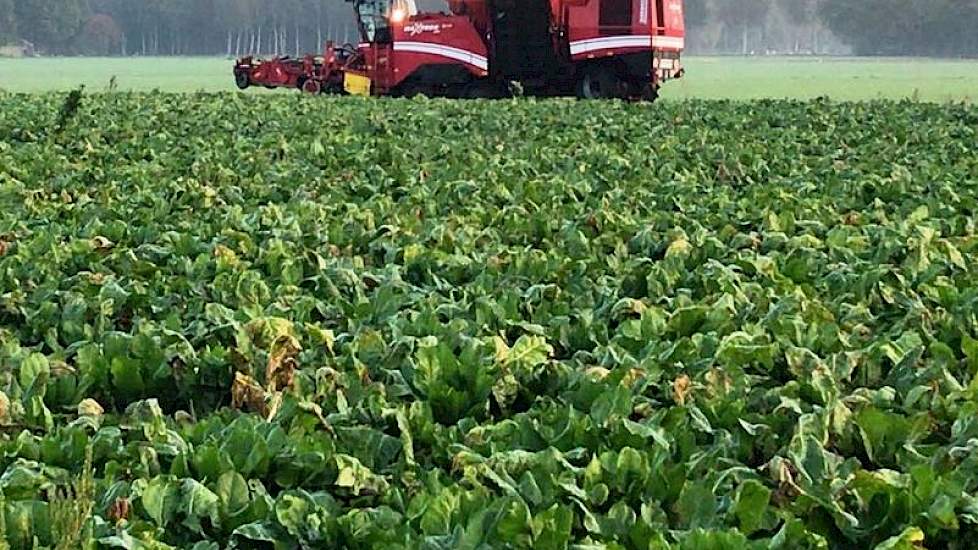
343 73 371 96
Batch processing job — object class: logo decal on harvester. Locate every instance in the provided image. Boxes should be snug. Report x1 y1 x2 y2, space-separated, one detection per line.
404 22 453 36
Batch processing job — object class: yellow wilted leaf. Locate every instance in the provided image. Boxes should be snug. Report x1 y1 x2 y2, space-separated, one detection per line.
231 372 267 415
673 374 692 406
586 366 610 380
493 335 510 364
665 236 692 258
0 391 10 425
266 333 301 393
77 398 104 418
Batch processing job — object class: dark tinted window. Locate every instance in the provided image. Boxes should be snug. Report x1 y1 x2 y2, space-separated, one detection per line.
600 0 632 28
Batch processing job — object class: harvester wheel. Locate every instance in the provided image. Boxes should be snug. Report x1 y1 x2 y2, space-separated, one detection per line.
399 83 430 99
301 78 322 95
234 72 250 90
641 83 660 103
464 81 506 99
577 66 624 100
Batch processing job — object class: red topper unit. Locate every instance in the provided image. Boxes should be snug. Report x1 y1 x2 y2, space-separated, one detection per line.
234 0 685 101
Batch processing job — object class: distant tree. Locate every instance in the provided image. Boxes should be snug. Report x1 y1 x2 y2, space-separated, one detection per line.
4 0 976 57
215 0 252 56
713 0 770 54
684 0 709 28
12 0 45 47
779 0 821 52
73 13 124 55
13 0 89 53
0 0 17 44
921 0 978 56
820 0 978 56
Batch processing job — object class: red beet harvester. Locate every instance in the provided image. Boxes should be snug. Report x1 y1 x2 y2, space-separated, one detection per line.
234 0 685 100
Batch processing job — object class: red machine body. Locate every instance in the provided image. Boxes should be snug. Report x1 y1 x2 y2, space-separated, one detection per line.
563 0 686 79
233 56 310 90
234 44 353 94
234 0 685 100
360 13 491 94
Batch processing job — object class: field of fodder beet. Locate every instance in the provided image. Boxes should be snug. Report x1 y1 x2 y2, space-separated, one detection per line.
0 92 977 549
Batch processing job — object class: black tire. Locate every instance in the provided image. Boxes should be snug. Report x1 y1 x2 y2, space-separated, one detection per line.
323 79 345 95
641 83 660 103
463 80 506 99
577 65 625 100
398 82 430 99
234 71 250 90
463 83 487 99
301 78 323 95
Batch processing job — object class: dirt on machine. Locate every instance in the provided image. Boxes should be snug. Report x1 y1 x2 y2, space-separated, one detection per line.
233 0 685 100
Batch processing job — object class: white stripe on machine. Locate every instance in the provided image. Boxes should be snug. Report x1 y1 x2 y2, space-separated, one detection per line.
569 35 685 55
570 35 651 55
393 42 488 71
652 36 685 49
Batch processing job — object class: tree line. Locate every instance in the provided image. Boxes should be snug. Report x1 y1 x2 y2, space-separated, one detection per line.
0 0 360 57
1 0 977 57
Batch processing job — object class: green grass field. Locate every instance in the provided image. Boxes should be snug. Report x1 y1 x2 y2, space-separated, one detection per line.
0 55 976 101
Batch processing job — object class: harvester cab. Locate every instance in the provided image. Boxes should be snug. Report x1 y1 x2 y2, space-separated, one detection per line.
354 0 413 43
